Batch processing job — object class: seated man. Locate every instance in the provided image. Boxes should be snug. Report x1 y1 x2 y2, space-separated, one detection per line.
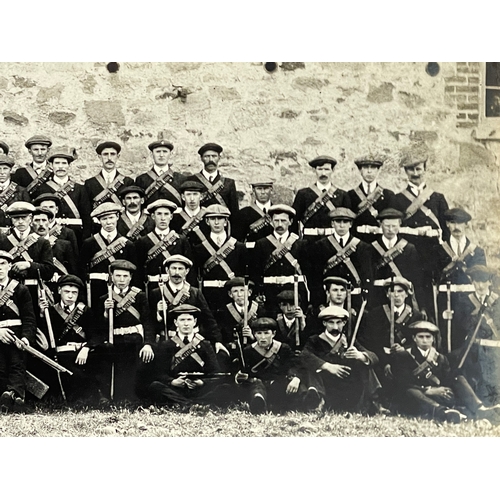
300 305 379 413
274 289 307 350
138 304 223 408
235 317 306 414
391 321 500 423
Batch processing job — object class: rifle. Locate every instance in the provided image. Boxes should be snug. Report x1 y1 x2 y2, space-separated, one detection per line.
293 273 301 348
457 296 489 370
158 266 168 339
86 267 92 308
15 339 73 375
431 278 440 349
346 281 352 342
442 281 453 353
107 272 115 400
389 275 395 346
178 372 232 379
37 269 67 400
349 297 367 348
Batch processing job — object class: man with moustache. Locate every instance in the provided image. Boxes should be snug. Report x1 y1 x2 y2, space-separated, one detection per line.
84 141 133 211
116 186 155 241
11 135 53 196
135 140 185 207
187 143 239 217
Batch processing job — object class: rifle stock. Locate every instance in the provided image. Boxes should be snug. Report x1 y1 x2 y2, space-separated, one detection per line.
349 298 367 348
15 340 73 375
107 273 115 400
293 273 300 348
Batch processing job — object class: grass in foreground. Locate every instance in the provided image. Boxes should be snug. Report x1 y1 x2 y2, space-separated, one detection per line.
0 403 499 437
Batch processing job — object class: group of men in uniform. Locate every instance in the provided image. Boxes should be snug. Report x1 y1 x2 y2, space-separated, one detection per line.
0 135 498 425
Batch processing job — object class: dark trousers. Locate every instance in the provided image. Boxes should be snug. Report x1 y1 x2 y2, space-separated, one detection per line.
241 376 306 411
0 343 27 398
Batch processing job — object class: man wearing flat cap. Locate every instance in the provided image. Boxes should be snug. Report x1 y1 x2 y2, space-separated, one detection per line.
391 320 500 423
187 142 239 217
274 289 307 349
135 140 186 207
96 259 156 402
135 199 193 291
0 154 31 232
84 141 133 212
250 204 309 316
347 155 396 243
79 202 137 305
232 178 275 248
300 305 379 413
34 148 92 243
193 204 248 314
11 135 52 195
170 180 209 247
116 186 154 241
308 207 373 311
291 156 351 242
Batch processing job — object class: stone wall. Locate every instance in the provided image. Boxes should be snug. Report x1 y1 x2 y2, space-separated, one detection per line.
0 62 498 265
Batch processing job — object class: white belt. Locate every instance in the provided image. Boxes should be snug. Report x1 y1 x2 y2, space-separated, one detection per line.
303 227 335 236
50 272 62 283
438 284 475 293
56 218 83 226
399 226 440 238
203 280 227 288
24 279 38 286
350 287 361 295
245 242 256 249
89 273 108 281
263 275 305 285
356 225 382 235
476 339 500 348
0 319 22 328
56 342 84 353
373 279 386 287
147 274 169 283
114 325 144 336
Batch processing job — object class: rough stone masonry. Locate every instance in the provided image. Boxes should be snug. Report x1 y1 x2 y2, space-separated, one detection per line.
0 62 498 267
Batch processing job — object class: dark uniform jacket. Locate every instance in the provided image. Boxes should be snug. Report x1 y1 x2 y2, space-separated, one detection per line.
0 182 30 230
11 163 52 194
232 204 273 244
117 211 155 242
216 300 262 346
84 171 134 208
47 222 79 258
171 208 209 247
135 169 186 207
52 238 78 277
243 340 299 381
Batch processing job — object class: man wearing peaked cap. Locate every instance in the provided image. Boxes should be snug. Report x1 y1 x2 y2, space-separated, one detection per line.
0 154 31 232
193 203 247 316
95 257 156 402
0 141 9 155
232 177 275 247
90 201 124 219
84 140 133 216
291 154 351 243
170 303 201 316
348 154 396 244
135 139 186 208
11 135 52 195
135 196 192 292
187 142 238 217
116 185 154 242
36 146 92 243
391 320 500 423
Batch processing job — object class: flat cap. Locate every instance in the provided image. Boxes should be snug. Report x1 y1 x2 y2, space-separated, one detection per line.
382 276 413 294
225 277 254 289
318 305 349 320
48 148 75 164
198 143 223 156
90 202 124 219
0 141 10 155
109 259 137 273
148 140 174 152
25 135 52 148
309 156 337 168
323 276 350 288
34 193 61 208
57 274 84 289
204 204 231 218
328 207 356 220
250 178 274 187
377 208 404 221
276 290 295 303
33 207 55 219
96 141 121 155
400 152 428 169
179 180 207 193
268 204 296 218
118 185 146 198
6 201 36 217
354 155 384 168
467 265 495 282
170 304 201 317
164 254 193 268
444 208 471 223
0 154 15 167
408 321 440 336
250 317 278 331
0 250 13 262
146 199 178 214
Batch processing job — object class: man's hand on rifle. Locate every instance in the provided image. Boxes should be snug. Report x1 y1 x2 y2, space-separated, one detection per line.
384 363 393 379
11 261 30 273
215 342 229 356
139 345 154 363
426 386 454 402
286 376 300 394
171 375 203 389
242 325 254 340
0 328 16 344
390 343 405 353
344 346 368 364
293 306 307 329
39 297 50 311
320 362 351 379
75 346 90 365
